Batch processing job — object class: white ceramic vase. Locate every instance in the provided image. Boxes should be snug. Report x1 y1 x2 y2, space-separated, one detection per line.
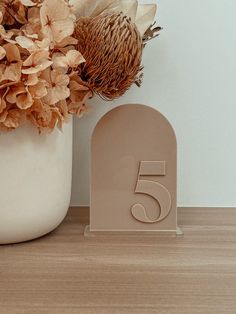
0 119 73 244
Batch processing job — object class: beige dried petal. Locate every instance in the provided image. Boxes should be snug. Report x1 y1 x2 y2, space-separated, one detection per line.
0 44 22 82
25 73 39 86
65 50 85 67
69 80 89 92
110 0 138 21
40 0 75 43
0 108 8 123
70 89 92 105
0 62 22 82
22 50 53 74
0 97 6 114
68 101 90 118
56 36 78 48
0 26 14 42
23 7 42 38
11 29 22 37
22 30 38 39
28 7 40 23
23 50 49 66
42 68 70 105
52 20 75 43
0 1 27 25
135 4 157 37
3 109 23 129
45 85 70 105
69 72 92 98
70 0 119 18
0 47 6 61
54 37 78 54
3 43 21 63
29 81 47 99
16 90 34 109
20 31 47 49
15 2 28 24
49 110 61 131
53 50 85 69
0 81 17 89
27 99 56 132
40 67 51 83
0 11 3 24
1 37 16 44
20 0 36 6
68 72 93 115
57 99 69 121
6 83 25 104
35 38 51 50
22 60 52 74
15 36 36 50
70 0 138 18
51 69 70 87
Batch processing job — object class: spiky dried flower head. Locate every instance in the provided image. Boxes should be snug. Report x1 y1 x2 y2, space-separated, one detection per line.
74 13 143 100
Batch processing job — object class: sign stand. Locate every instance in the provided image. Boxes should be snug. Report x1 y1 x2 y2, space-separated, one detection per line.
86 104 183 237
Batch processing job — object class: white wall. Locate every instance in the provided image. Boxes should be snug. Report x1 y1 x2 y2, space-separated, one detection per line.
71 0 236 207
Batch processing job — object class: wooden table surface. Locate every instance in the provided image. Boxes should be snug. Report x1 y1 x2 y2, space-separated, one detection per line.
1 207 236 314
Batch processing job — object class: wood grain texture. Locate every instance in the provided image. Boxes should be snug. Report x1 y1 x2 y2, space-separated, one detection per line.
1 207 236 314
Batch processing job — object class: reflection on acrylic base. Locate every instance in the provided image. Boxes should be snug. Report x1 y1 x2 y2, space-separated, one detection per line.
88 104 182 237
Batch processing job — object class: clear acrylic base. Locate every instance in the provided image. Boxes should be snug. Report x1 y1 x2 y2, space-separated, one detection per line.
84 225 184 238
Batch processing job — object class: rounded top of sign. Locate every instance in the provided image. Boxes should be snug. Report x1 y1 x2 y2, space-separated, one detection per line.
92 103 177 142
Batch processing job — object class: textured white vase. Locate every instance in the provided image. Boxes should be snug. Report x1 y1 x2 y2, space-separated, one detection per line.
0 119 73 244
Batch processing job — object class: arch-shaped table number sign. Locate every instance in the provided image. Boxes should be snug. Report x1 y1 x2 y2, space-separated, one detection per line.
88 104 182 236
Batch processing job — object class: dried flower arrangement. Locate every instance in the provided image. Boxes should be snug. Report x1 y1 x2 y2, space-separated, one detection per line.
0 0 160 132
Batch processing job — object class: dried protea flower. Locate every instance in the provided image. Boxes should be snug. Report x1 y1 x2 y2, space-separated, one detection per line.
74 13 143 100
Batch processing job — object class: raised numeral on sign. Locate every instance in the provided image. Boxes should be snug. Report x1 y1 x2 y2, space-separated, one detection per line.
131 161 172 223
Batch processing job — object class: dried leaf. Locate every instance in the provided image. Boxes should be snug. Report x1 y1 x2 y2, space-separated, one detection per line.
109 0 138 21
135 4 157 37
69 0 120 18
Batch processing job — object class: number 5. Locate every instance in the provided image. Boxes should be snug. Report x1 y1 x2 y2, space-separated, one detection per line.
131 161 172 223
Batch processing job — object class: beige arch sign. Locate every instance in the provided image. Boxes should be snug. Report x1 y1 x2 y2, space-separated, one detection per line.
90 104 179 234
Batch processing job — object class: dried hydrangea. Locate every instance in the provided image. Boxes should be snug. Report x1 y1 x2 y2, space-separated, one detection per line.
0 0 90 132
